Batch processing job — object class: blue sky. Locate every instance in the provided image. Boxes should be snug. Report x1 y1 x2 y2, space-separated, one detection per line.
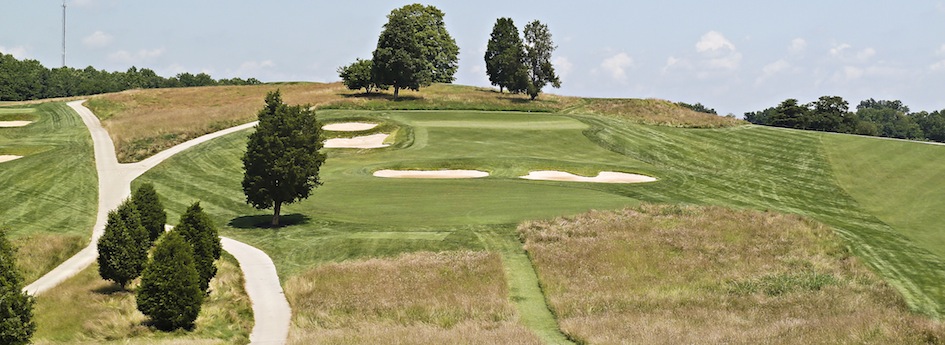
2 0 944 115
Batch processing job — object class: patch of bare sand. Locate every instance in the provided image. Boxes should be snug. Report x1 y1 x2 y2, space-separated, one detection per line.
0 121 32 127
322 122 379 131
324 133 390 149
0 155 23 163
373 169 489 179
520 170 656 184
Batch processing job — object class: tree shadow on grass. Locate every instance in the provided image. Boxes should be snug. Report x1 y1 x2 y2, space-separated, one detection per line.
339 92 423 102
498 96 534 104
92 282 127 295
228 213 311 229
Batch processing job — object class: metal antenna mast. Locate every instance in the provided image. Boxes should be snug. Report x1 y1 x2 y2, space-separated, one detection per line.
62 0 66 67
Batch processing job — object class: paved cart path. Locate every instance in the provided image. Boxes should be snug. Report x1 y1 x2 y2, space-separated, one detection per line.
24 101 287 345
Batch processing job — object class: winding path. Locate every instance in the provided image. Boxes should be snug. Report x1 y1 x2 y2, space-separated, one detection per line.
24 101 288 345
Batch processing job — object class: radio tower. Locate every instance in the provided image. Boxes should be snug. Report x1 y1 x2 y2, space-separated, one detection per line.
61 0 67 67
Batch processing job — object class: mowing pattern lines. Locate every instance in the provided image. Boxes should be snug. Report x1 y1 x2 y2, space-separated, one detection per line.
584 118 945 316
24 101 288 344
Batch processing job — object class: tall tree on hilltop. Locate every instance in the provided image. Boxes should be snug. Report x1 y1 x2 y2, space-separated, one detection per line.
372 4 459 98
132 183 166 243
175 202 221 293
0 228 35 345
97 199 150 289
242 90 326 226
523 20 561 100
485 18 529 94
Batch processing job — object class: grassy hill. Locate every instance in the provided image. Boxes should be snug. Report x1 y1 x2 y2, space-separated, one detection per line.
83 82 738 162
111 83 945 342
10 82 945 343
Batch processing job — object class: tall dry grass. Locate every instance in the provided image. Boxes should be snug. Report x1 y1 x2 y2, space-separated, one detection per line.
85 82 740 162
13 234 86 283
285 251 541 345
32 253 252 344
519 204 945 344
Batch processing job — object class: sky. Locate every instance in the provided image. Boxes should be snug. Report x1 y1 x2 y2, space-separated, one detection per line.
1 0 944 115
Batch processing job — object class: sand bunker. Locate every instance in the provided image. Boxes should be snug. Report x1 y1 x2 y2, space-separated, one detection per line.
520 170 657 184
324 134 390 149
0 121 32 127
0 155 23 163
322 122 378 131
374 169 489 179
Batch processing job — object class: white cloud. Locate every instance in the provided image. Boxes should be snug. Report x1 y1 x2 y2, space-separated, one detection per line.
695 31 741 71
856 47 876 60
0 45 29 59
829 43 852 58
932 61 945 71
756 59 791 85
789 38 807 54
696 31 736 53
82 31 113 48
829 43 875 62
937 44 945 56
600 52 634 82
108 48 165 64
552 56 573 80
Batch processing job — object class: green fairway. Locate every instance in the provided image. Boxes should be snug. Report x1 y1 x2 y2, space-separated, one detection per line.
0 103 96 282
136 108 945 329
824 135 945 258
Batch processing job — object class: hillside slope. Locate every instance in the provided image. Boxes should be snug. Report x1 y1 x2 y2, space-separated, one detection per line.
82 82 739 162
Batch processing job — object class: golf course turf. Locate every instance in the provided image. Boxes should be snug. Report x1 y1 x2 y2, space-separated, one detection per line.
127 104 945 341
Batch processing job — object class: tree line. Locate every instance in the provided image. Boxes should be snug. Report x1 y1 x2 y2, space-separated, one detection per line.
338 4 561 100
745 96 945 143
0 52 261 101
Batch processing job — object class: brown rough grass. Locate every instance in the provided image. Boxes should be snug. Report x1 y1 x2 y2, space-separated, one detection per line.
13 233 86 283
85 82 740 162
285 251 541 345
519 204 945 345
32 253 252 344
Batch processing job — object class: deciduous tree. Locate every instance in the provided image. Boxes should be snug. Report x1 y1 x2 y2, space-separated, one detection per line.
485 18 529 94
372 4 458 98
523 20 561 100
242 90 326 226
338 59 381 93
136 231 203 331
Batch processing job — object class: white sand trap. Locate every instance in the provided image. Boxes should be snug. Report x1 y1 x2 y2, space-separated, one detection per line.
374 169 489 179
521 170 657 184
322 122 378 131
324 133 390 149
0 121 32 127
0 155 23 163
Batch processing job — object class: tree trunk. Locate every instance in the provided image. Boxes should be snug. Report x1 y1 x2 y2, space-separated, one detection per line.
499 86 504 93
393 86 400 99
272 201 282 227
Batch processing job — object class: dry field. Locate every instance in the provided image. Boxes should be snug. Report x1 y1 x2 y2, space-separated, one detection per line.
84 82 738 162
285 251 541 345
519 204 945 344
32 253 252 344
12 234 86 283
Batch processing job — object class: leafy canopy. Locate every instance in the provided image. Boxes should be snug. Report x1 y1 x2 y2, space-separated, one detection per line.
523 20 561 100
132 183 166 243
175 202 221 293
96 199 150 288
0 228 35 345
242 90 326 226
372 3 458 97
485 17 529 94
136 231 203 331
